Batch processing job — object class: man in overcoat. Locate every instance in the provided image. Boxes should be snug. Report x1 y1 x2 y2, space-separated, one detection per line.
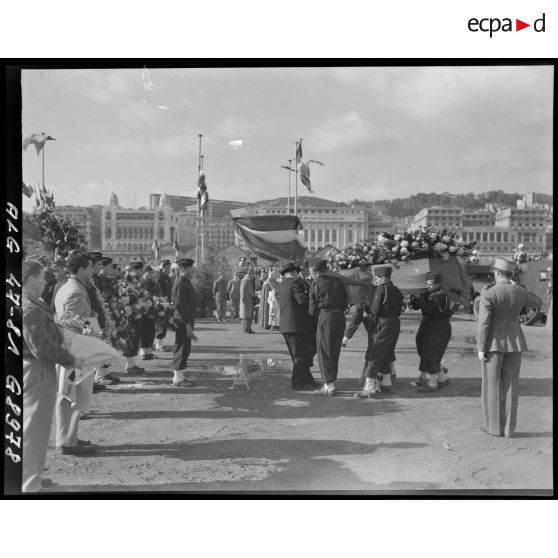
477 257 542 437
227 272 241 320
155 259 173 350
240 269 256 333
278 262 320 390
213 272 228 322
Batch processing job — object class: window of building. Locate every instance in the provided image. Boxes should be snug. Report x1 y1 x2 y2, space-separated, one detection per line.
159 228 164 239
332 229 337 243
318 230 323 243
310 229 315 242
347 230 353 243
482 232 488 242
489 232 494 241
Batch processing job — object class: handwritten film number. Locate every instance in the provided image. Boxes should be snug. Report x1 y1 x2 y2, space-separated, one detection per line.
5 376 22 463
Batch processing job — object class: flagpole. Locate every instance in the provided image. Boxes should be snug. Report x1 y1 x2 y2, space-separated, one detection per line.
287 159 292 213
201 154 205 261
42 146 45 188
196 134 202 265
294 141 299 216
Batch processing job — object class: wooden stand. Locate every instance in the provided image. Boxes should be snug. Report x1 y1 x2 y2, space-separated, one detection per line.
231 354 250 391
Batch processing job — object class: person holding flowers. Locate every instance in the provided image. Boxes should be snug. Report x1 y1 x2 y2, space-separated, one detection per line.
139 265 161 360
119 261 147 374
22 260 86 491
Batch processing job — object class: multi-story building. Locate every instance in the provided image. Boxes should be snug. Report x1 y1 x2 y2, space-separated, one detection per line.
53 205 102 250
495 207 548 230
462 210 495 228
101 193 181 265
412 207 463 230
149 193 248 217
231 203 369 252
459 227 547 255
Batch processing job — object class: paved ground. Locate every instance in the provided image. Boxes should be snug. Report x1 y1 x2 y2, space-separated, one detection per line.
42 311 553 494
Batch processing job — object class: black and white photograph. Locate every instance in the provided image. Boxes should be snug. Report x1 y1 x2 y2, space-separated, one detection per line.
5 62 554 496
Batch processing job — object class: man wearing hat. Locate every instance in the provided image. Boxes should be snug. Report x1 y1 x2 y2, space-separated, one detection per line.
154 260 172 350
171 258 197 387
308 258 347 396
477 257 542 438
278 262 320 390
409 271 455 392
122 261 146 375
240 268 256 334
358 265 404 397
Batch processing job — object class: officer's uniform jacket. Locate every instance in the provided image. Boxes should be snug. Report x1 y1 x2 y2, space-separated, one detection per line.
172 275 196 327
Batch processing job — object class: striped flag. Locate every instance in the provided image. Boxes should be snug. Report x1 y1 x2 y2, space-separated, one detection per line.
173 237 179 257
296 140 324 193
233 215 306 261
22 180 34 198
23 133 56 156
152 239 159 260
197 171 209 214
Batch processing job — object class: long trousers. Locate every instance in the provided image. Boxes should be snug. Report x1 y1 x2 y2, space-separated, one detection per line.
230 297 240 319
215 294 227 320
22 359 57 492
482 351 522 437
55 371 95 447
172 321 192 370
141 315 156 348
283 332 315 388
344 303 371 339
316 310 346 384
243 318 253 332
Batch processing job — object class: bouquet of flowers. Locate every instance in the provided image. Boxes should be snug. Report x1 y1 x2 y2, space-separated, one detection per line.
325 226 477 270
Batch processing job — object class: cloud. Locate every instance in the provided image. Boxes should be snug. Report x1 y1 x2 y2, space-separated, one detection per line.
311 111 375 153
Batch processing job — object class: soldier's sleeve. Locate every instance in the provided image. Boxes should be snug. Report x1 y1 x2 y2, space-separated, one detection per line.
291 279 309 306
477 287 493 352
369 284 384 318
308 283 318 317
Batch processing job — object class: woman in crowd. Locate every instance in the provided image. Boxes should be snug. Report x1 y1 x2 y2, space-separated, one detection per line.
22 260 85 492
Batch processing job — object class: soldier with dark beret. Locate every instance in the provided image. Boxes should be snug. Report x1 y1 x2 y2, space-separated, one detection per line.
477 257 542 438
308 258 347 396
171 258 197 387
278 262 320 390
409 271 456 392
358 265 404 397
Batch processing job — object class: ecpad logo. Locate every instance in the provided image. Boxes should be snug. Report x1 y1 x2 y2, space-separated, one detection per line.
468 13 546 37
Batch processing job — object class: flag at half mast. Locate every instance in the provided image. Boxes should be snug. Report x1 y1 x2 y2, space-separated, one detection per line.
23 133 56 155
233 215 305 261
152 239 159 260
296 140 324 193
197 171 209 214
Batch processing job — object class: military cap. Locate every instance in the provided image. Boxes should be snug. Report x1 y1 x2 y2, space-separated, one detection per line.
280 262 298 275
308 258 327 271
374 265 393 278
492 257 515 273
144 265 153 273
89 251 103 262
129 260 144 270
159 259 171 267
426 271 442 282
101 256 112 266
175 258 194 269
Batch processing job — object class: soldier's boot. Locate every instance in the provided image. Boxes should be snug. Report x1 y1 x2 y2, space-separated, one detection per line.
380 373 393 392
419 373 439 393
357 377 381 398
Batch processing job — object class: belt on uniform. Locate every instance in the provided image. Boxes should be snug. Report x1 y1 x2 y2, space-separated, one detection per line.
320 309 344 313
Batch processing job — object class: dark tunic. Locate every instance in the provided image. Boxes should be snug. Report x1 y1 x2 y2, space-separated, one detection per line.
309 273 347 384
140 278 161 348
171 275 196 370
411 287 453 374
85 280 106 329
156 272 172 339
365 280 404 375
279 276 316 388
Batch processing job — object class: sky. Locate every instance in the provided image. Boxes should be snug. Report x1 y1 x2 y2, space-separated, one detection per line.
21 65 553 211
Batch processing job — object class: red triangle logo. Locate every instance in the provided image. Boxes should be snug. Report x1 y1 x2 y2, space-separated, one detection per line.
516 19 530 31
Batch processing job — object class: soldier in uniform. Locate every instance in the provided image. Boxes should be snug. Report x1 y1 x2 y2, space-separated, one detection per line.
122 261 146 374
278 262 320 390
357 265 404 397
240 269 256 333
409 271 456 392
477 257 542 438
308 258 347 397
171 258 197 387
139 265 160 361
155 259 172 350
